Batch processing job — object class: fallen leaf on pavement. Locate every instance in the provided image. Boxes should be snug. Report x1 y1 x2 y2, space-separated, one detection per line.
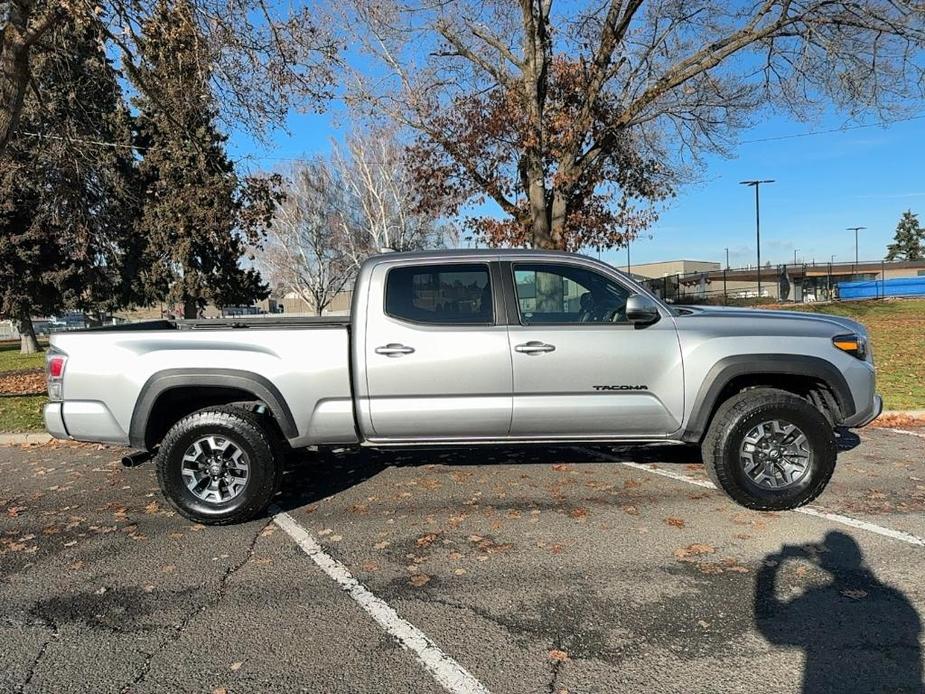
674 543 716 560
416 533 440 548
841 589 868 600
409 574 431 587
548 649 570 662
665 517 685 529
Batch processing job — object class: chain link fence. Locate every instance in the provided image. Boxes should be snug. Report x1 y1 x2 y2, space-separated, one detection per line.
638 259 925 305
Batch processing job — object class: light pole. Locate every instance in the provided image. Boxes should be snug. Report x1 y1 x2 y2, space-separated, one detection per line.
740 179 774 297
724 247 730 269
846 226 866 265
793 249 799 265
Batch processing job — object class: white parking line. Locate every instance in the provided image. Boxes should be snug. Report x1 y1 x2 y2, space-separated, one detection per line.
577 449 925 548
271 508 491 694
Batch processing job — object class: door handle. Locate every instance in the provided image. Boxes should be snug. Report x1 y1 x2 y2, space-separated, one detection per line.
375 343 415 357
514 341 556 355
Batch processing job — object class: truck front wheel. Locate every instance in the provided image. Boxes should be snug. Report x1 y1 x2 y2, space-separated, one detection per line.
155 407 282 525
701 388 837 511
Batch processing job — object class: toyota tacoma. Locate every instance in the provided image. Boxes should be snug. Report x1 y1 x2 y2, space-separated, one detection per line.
43 250 882 524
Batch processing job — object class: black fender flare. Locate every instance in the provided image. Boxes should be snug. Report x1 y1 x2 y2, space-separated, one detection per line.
681 354 855 443
129 368 298 449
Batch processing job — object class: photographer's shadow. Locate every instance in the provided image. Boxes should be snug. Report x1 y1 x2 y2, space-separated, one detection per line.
755 531 922 693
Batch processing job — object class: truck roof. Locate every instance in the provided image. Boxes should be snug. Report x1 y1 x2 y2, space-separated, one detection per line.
369 248 583 259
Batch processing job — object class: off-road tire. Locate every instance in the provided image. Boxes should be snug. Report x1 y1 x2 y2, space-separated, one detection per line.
155 406 282 525
701 388 837 511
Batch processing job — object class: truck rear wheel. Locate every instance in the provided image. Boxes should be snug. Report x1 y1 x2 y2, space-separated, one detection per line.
155 406 282 525
701 388 837 511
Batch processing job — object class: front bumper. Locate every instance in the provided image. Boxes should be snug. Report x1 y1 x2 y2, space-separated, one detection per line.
843 393 883 428
43 402 70 440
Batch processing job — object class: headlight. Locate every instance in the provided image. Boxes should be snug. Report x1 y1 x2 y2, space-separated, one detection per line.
833 333 867 360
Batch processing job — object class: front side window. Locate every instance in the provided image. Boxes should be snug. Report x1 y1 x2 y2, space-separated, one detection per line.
513 263 631 324
385 264 493 325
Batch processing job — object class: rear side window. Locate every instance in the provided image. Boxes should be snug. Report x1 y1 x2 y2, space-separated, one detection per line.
385 264 493 325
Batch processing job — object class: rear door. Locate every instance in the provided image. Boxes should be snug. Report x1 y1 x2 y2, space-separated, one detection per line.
505 261 684 437
363 260 513 440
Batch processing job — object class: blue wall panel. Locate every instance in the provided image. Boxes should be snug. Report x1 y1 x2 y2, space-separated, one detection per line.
837 276 925 299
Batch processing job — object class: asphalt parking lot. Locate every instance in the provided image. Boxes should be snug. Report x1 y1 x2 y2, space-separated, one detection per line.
1 427 923 694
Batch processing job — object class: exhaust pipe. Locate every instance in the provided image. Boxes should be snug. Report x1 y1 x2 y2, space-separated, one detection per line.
121 450 153 468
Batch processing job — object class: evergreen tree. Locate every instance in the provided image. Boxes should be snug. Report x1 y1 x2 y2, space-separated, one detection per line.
885 211 925 261
132 0 269 318
0 9 140 353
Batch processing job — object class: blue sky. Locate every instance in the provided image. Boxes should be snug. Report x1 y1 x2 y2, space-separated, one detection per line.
229 108 925 269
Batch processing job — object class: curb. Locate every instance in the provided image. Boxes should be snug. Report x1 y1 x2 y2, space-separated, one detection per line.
0 432 53 446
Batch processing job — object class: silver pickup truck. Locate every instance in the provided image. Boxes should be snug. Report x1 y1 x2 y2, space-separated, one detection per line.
44 249 881 524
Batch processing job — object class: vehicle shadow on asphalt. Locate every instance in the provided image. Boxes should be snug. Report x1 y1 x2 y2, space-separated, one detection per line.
755 531 923 693
270 428 863 514
269 442 704 514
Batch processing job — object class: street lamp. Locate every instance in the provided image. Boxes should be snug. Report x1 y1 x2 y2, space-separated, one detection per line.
724 247 730 269
846 227 866 265
740 179 774 297
793 249 799 265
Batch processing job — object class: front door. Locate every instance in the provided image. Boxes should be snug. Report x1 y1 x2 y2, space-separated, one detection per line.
364 261 512 440
506 262 684 437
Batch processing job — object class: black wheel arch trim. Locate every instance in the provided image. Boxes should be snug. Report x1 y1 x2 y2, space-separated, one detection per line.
682 354 855 443
130 368 298 449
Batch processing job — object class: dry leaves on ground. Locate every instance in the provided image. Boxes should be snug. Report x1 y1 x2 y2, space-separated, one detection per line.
409 573 431 587
841 589 868 600
674 543 716 560
0 369 45 395
548 649 570 662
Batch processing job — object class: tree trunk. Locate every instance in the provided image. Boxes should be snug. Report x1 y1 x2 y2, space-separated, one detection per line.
548 187 569 250
0 38 30 155
534 270 563 313
183 299 198 319
18 310 41 354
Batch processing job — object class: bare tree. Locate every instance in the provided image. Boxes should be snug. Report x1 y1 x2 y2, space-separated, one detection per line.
258 162 355 316
332 126 456 267
341 0 925 251
0 0 339 153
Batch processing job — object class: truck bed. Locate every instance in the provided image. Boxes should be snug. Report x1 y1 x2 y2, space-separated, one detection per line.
84 316 351 332
47 315 357 449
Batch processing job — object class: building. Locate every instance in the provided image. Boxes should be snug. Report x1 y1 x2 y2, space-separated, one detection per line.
631 257 925 303
630 259 781 301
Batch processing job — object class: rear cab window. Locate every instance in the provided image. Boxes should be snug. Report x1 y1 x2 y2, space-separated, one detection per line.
385 264 493 325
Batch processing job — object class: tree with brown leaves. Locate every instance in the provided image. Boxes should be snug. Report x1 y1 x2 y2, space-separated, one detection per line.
344 0 925 251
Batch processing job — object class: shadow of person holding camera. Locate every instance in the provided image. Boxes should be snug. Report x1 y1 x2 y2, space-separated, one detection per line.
755 531 922 693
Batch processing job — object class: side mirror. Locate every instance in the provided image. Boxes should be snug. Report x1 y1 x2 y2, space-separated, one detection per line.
626 294 660 325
